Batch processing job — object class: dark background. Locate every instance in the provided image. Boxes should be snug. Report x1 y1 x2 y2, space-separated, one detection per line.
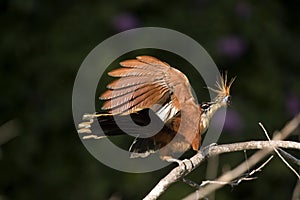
0 0 300 199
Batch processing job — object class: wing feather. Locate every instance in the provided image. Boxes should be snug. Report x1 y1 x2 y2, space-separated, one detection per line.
107 76 151 89
101 84 165 111
108 68 164 77
105 86 169 114
100 55 196 122
136 56 170 68
100 85 140 100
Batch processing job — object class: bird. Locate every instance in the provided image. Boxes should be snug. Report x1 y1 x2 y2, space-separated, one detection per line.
78 55 235 163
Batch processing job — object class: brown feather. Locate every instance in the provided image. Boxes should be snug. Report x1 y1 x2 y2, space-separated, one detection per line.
100 84 151 100
102 56 195 122
119 59 155 70
130 87 168 109
108 68 163 77
136 56 170 68
109 86 169 114
107 76 151 89
100 85 139 100
102 84 164 111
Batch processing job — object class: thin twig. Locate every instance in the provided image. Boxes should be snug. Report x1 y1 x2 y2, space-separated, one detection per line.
277 148 300 166
199 156 272 187
200 180 230 187
247 155 273 177
259 122 300 179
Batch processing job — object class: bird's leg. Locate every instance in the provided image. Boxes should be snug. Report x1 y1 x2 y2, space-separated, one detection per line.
161 156 194 170
162 156 183 165
199 143 218 153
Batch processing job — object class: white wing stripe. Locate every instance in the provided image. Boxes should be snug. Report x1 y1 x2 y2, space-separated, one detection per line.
155 102 179 122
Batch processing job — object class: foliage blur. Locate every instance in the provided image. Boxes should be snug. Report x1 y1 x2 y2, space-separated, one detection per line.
0 0 299 199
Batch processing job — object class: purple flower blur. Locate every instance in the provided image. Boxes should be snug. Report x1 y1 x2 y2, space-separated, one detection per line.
212 109 244 133
217 36 247 59
223 109 244 133
286 94 300 116
112 12 140 32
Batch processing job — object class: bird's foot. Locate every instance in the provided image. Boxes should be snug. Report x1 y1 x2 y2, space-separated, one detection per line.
199 143 217 153
163 156 194 170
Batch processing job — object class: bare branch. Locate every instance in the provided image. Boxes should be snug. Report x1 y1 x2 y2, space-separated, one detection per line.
143 114 300 200
143 140 300 200
205 156 219 200
0 119 20 146
292 180 300 200
182 114 300 200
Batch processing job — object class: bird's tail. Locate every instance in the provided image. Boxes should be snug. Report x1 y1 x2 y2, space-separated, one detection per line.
77 109 165 157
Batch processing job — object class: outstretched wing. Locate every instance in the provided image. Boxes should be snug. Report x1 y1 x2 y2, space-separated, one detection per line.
100 55 196 122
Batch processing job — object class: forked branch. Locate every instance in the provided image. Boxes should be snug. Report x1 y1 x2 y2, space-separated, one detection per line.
144 114 300 200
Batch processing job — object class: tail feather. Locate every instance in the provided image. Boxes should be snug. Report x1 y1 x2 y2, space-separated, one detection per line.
78 109 165 157
129 137 161 158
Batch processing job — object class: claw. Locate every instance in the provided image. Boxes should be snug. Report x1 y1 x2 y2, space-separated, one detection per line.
162 156 194 170
200 143 217 152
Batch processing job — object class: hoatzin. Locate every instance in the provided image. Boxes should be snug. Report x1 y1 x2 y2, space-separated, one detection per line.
78 56 234 162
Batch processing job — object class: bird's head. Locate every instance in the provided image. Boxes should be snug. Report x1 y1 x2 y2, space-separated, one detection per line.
200 73 235 123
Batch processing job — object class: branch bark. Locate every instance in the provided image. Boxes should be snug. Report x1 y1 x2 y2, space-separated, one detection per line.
143 141 300 200
292 180 300 200
143 114 300 200
183 114 300 200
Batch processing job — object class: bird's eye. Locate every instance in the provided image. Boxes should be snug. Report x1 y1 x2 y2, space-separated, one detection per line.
201 103 210 110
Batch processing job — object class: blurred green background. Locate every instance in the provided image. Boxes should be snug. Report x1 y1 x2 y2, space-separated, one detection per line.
0 0 300 199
